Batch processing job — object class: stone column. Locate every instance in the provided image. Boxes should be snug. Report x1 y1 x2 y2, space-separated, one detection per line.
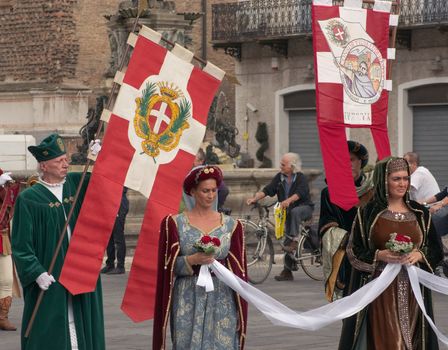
105 1 193 80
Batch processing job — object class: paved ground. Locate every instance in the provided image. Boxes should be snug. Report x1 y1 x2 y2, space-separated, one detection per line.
4 261 448 349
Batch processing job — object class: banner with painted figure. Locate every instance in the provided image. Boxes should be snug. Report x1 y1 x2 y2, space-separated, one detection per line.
59 26 225 322
312 0 396 210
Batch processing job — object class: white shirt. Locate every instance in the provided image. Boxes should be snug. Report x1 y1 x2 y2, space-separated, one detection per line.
409 166 440 201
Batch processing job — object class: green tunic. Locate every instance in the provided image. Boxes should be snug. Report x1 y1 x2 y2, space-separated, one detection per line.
11 173 105 350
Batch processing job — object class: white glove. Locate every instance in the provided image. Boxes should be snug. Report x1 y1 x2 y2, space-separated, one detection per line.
0 172 13 186
89 139 102 156
36 272 56 291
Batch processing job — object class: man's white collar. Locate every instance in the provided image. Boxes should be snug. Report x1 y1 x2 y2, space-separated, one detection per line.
38 176 66 187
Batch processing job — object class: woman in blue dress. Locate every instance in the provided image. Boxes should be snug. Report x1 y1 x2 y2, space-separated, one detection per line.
153 165 248 350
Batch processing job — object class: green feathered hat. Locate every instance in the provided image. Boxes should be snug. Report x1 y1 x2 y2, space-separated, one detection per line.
28 133 66 162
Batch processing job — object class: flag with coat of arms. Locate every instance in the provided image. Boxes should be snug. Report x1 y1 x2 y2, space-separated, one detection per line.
59 26 225 322
312 0 397 210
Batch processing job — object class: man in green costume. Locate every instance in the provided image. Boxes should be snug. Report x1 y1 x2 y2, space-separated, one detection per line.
11 134 105 350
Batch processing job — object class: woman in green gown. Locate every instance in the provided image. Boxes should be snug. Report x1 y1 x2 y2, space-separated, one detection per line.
339 157 443 349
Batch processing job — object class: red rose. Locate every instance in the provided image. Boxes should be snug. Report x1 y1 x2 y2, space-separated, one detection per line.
211 237 221 247
201 235 212 244
395 234 411 243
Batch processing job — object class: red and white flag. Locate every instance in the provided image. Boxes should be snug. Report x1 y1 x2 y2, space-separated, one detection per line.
59 26 225 321
312 0 396 210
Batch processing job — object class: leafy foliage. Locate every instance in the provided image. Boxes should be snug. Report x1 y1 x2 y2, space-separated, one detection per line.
172 99 191 132
140 82 157 116
139 119 149 135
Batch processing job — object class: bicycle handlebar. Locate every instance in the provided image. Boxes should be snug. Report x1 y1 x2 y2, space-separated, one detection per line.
249 201 277 219
250 201 276 210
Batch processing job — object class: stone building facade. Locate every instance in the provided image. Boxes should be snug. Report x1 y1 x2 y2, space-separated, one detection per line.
0 0 245 250
0 0 115 140
212 0 448 189
0 0 236 145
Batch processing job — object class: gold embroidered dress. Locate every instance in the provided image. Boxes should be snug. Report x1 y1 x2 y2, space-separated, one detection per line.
152 213 248 350
368 210 422 349
172 213 239 349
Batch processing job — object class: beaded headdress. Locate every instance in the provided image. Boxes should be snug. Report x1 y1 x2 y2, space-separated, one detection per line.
387 158 408 173
383 157 410 202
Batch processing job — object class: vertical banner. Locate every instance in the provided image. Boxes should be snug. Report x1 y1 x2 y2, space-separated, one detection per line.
60 26 224 322
312 0 395 210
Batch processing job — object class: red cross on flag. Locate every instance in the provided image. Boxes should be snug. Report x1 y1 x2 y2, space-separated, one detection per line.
59 26 225 322
312 0 396 210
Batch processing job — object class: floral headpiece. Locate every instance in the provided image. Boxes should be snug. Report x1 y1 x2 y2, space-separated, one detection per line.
183 165 223 195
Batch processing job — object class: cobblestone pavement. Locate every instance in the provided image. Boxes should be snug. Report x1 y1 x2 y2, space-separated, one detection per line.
4 261 448 349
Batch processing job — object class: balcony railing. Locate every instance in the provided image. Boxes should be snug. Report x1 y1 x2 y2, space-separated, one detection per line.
400 0 448 25
212 0 448 44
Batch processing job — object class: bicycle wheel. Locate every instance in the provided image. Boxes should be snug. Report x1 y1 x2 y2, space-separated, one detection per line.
440 236 448 276
242 219 274 284
442 235 448 256
298 235 324 281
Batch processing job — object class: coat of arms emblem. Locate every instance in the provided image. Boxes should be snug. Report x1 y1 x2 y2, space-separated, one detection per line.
320 18 385 105
134 81 191 158
325 19 350 47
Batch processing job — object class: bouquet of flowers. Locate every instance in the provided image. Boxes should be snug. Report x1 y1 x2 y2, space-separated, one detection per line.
194 235 221 255
385 233 414 254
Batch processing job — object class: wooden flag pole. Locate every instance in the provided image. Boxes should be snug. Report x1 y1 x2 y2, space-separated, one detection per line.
388 0 401 78
24 5 146 339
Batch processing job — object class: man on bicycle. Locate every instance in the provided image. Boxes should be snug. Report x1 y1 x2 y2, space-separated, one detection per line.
247 152 314 281
319 140 373 301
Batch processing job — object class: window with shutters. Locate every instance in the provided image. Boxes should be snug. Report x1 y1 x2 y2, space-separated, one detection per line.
411 83 448 187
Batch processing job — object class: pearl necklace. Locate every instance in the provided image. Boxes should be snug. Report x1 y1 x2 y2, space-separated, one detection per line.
388 209 406 221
